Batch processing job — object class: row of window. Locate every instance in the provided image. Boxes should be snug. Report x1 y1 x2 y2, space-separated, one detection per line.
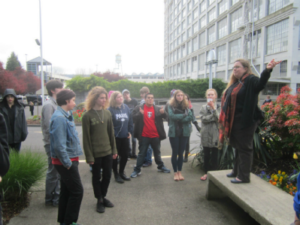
168 19 288 65
169 60 288 80
168 0 290 50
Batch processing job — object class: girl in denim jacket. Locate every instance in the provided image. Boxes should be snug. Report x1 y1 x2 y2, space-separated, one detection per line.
50 89 83 225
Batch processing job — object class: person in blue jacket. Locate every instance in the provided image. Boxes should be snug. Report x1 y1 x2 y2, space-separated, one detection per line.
108 91 133 183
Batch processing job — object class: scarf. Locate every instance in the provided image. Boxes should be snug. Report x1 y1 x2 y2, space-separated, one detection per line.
218 73 250 148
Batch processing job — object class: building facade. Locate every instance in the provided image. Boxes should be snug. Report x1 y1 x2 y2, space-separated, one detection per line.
123 73 164 83
164 0 300 95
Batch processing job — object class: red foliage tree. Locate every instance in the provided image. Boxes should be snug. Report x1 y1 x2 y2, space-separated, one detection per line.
93 71 126 82
0 62 41 95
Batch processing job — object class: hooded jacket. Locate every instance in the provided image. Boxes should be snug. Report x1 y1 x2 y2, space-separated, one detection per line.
0 89 28 144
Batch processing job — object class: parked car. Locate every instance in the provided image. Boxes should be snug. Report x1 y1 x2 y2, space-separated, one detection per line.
17 95 28 107
26 95 49 105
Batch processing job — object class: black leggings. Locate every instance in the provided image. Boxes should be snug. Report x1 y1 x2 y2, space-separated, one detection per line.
203 147 218 174
113 137 130 174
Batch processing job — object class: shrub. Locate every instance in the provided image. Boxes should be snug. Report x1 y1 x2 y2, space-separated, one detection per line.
261 86 300 158
66 75 226 98
0 150 47 201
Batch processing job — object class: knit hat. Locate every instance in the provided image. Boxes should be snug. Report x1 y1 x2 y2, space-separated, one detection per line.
56 89 76 106
122 89 130 95
170 89 176 97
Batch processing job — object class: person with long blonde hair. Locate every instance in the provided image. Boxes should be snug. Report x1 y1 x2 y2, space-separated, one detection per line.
167 90 193 181
82 86 117 213
108 91 133 183
199 88 220 181
219 59 281 184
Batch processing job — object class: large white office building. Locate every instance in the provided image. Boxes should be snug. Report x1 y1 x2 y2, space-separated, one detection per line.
164 0 300 95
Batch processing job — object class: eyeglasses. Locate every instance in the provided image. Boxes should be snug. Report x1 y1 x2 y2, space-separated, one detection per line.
232 66 242 69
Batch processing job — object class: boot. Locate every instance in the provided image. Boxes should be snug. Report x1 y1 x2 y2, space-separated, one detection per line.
114 172 124 184
97 198 105 213
120 172 131 181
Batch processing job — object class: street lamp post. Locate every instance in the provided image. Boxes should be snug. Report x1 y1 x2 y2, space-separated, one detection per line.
205 49 218 89
37 0 44 106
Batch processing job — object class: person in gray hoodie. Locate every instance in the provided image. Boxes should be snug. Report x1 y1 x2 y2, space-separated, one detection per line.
0 89 27 151
41 80 63 207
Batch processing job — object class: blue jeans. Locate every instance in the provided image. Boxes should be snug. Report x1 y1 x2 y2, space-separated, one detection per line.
144 146 153 163
169 137 189 172
135 137 164 173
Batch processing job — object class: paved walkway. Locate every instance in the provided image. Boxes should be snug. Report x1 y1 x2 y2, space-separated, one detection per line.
9 124 259 225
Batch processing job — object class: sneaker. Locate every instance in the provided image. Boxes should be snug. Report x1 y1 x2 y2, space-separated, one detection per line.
130 170 141 178
97 200 105 213
183 158 188 163
103 198 114 208
158 166 170 173
142 162 152 167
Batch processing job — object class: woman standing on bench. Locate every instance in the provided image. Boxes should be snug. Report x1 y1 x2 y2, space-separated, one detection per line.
219 59 281 184
199 89 220 181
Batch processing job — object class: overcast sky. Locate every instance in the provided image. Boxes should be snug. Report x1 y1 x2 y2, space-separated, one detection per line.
0 0 164 75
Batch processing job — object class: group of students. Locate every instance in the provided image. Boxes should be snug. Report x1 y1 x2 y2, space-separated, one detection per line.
1 58 292 225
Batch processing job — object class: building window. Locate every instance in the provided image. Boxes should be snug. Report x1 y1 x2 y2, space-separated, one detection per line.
182 20 186 30
247 30 261 58
231 8 243 33
208 25 216 44
181 61 186 74
192 56 198 72
174 65 177 76
194 0 199 5
198 74 205 79
177 63 181 75
187 41 192 54
299 25 300 48
263 83 288 95
216 71 225 79
208 7 216 23
209 0 216 6
182 8 186 18
200 0 206 13
193 36 198 51
298 62 300 74
266 19 288 55
199 31 206 48
193 7 199 20
187 14 192 25
182 32 186 42
200 16 206 29
229 38 242 62
198 53 205 70
193 21 198 34
174 50 177 61
248 0 263 22
268 0 290 15
218 17 227 39
177 48 181 59
227 69 232 79
231 0 239 6
183 0 187 5
188 1 192 12
280 60 287 77
182 44 186 57
219 0 228 15
187 28 191 38
187 59 191 73
217 44 226 65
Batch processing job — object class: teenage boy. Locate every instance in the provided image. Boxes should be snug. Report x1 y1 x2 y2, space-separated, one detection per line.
41 80 63 207
0 89 27 151
122 89 138 158
130 93 170 178
139 87 153 167
50 89 83 225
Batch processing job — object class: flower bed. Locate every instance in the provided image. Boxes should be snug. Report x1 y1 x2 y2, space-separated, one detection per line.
26 115 41 125
257 170 298 196
73 108 85 123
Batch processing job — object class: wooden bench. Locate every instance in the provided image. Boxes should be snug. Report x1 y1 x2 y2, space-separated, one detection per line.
206 169 294 225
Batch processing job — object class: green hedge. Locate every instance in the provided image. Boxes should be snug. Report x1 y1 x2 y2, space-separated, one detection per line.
66 75 226 98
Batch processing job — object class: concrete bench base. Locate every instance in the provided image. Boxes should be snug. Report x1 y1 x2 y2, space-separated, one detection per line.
206 169 294 225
